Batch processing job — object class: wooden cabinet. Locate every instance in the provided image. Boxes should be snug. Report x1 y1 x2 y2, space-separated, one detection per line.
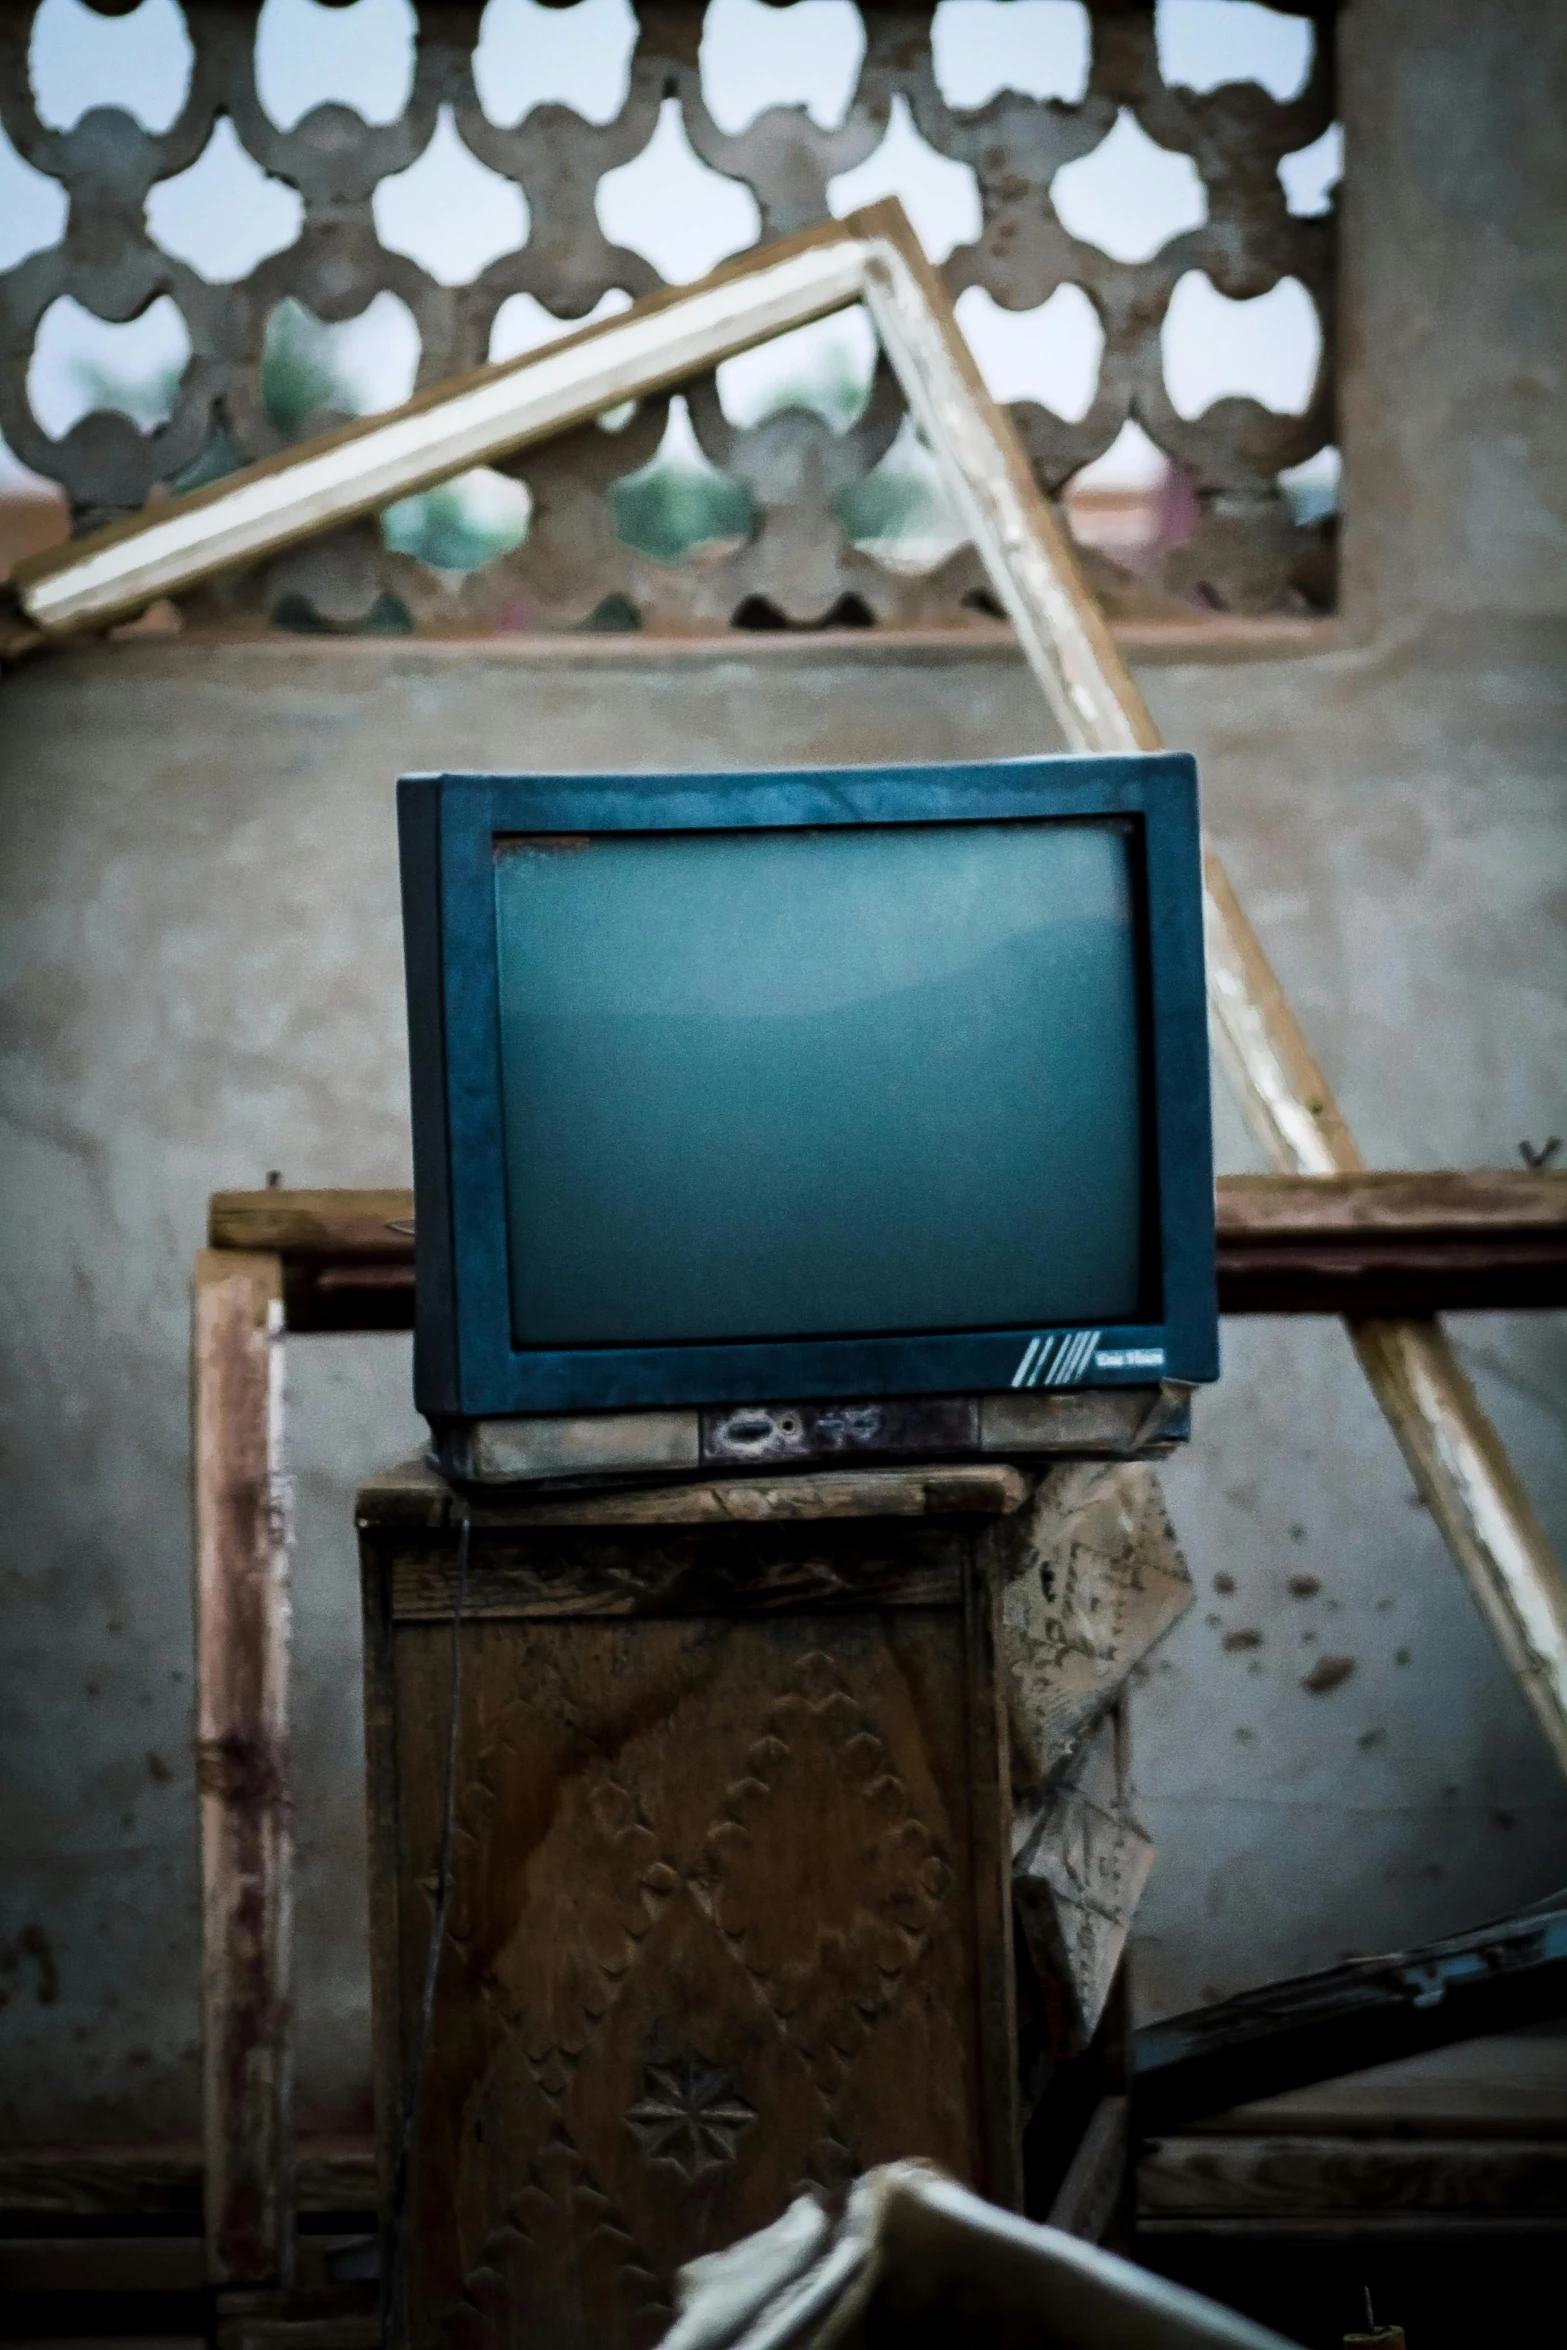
358 1461 1022 2349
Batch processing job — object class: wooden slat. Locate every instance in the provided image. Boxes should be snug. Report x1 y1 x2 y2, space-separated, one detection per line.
1137 2133 1567 2221
1217 1170 1567 1233
1215 1169 1567 1315
0 2138 376 2221
207 1177 1567 1333
194 1250 293 2288
966 1542 1025 2213
208 1189 413 1257
0 2142 203 2218
1183 2034 1567 2142
0 2237 208 2293
1049 2094 1130 2242
11 217 874 639
852 207 1567 1781
209 1175 1567 1254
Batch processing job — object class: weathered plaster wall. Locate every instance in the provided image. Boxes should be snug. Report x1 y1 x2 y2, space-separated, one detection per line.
2 0 1564 2143
1340 0 1567 634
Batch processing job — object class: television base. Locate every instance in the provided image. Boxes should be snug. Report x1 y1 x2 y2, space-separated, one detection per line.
432 1382 1191 1489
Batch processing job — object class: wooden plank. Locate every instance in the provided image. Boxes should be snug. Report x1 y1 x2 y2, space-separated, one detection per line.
0 2142 204 2218
1216 1170 1567 1312
0 2236 208 2292
11 218 875 639
216 2301 379 2350
966 1535 1023 2212
852 206 1567 1781
209 1178 1567 1327
194 1249 293 2289
1218 1243 1567 1317
1349 1317 1567 1764
1136 2133 1567 2220
0 2241 376 2301
1217 1170 1567 1233
295 2140 378 2215
381 1518 971 1621
209 1189 414 1257
1182 2033 1567 2142
213 1173 1567 1257
358 1511 405 2329
1132 1904 1567 2133
1049 2095 1129 2242
0 2139 376 2221
356 1451 1026 1529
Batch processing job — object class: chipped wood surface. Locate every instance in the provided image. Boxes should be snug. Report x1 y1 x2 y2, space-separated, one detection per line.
357 1449 1027 1530
194 1249 293 2288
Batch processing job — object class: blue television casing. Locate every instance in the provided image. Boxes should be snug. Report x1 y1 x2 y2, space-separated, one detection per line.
398 754 1219 1423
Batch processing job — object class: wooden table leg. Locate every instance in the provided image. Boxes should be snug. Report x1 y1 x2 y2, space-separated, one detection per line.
193 1249 293 2289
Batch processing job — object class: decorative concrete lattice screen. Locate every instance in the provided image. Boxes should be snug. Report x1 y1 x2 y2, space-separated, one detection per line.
0 0 1338 634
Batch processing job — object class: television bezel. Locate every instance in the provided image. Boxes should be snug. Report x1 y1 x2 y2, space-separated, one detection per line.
399 755 1217 1418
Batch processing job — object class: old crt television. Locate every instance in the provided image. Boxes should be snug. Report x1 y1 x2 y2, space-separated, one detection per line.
398 755 1217 1479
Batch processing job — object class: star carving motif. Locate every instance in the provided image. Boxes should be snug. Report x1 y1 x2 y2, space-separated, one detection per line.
624 2050 756 2179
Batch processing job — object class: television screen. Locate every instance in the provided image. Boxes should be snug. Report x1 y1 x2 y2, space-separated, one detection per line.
399 756 1216 1422
492 821 1144 1348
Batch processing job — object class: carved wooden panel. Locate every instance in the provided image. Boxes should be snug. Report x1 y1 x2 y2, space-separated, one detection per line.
361 1507 1017 2349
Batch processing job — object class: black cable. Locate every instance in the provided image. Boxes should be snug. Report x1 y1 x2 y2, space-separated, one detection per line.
381 1511 469 2350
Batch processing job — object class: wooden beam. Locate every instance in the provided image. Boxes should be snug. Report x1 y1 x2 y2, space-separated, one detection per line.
1048 2096 1130 2242
205 1176 1567 1332
1218 1171 1567 1234
208 1191 413 1257
1131 1903 1567 2134
9 218 873 641
208 1193 415 1329
194 1251 293 2288
1216 1170 1567 1314
849 208 1567 1781
1136 2132 1567 2224
0 2138 376 2222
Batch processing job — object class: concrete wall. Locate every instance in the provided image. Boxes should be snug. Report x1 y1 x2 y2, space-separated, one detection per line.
2 0 1565 2145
